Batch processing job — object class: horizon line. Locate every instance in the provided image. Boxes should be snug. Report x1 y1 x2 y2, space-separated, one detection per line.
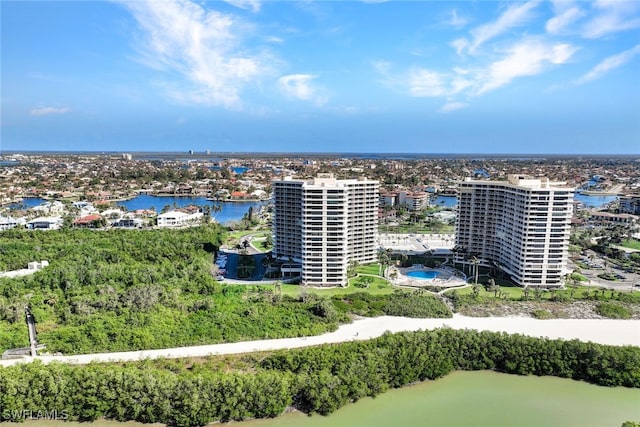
2 150 639 158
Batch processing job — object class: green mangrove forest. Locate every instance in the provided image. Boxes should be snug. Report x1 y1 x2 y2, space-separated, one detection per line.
1 329 639 426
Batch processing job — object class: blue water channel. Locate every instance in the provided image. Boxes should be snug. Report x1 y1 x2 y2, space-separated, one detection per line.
116 195 265 224
434 193 618 209
7 196 265 225
7 193 617 220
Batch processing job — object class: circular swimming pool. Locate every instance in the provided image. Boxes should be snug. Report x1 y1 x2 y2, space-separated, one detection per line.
406 270 440 280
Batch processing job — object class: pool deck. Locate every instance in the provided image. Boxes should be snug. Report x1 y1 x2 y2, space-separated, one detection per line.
392 265 467 289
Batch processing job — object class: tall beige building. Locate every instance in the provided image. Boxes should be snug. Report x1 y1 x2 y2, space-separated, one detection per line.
272 174 379 287
455 175 573 288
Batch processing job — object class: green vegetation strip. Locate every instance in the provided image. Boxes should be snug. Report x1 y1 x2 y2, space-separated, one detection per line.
0 228 450 354
0 227 337 353
1 329 638 427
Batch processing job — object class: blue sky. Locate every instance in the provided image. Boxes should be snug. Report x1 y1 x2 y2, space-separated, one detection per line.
1 0 639 154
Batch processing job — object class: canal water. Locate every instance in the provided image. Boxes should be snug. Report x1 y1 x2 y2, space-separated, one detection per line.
6 193 618 222
115 195 265 224
5 196 264 225
433 193 618 209
11 371 639 427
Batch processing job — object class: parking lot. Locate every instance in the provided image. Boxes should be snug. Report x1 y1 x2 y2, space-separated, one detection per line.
568 253 640 291
379 233 454 254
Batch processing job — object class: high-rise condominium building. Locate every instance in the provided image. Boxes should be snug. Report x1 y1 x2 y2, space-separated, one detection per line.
272 174 379 287
454 175 574 288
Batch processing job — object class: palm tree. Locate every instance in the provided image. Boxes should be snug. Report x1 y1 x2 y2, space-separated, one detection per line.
533 287 543 300
377 249 391 278
451 245 466 273
488 278 499 298
201 204 211 223
470 255 480 285
273 281 282 303
569 279 578 300
347 260 359 278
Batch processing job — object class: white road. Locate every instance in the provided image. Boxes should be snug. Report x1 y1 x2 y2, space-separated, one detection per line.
1 315 639 367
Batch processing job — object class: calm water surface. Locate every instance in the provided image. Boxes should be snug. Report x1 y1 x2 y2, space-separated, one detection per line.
13 371 640 427
239 371 640 427
406 270 439 280
116 195 265 224
433 193 616 209
573 193 618 208
5 196 263 225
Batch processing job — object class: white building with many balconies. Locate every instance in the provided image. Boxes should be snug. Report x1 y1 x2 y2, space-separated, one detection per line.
272 173 379 287
454 175 574 288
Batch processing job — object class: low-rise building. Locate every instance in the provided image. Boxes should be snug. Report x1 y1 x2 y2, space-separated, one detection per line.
398 191 430 211
113 217 143 228
27 216 63 230
619 195 640 215
590 211 638 226
157 209 203 227
380 191 429 211
0 216 18 231
73 214 104 228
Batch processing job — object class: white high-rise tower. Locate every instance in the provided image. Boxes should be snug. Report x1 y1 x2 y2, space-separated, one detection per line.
272 174 379 287
455 175 574 288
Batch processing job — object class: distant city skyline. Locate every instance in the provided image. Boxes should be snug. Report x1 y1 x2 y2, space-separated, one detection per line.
2 1 639 154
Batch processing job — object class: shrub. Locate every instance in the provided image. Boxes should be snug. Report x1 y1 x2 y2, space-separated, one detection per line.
596 302 632 319
531 309 554 319
598 272 618 281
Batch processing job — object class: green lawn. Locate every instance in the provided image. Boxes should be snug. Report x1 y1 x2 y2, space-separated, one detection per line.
444 283 640 303
356 263 382 276
224 230 272 251
255 264 395 297
621 239 640 250
445 284 522 299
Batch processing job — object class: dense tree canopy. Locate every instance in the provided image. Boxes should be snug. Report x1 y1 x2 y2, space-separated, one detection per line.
0 227 339 353
1 329 638 426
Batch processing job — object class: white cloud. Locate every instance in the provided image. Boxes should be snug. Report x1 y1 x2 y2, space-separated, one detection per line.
546 5 584 34
405 68 470 98
575 44 640 84
451 38 469 56
29 107 70 116
378 35 578 111
265 36 284 44
478 39 577 94
440 101 468 113
449 9 468 29
582 0 640 39
450 76 473 95
468 1 540 52
278 74 327 105
408 69 448 97
223 0 261 13
116 0 270 108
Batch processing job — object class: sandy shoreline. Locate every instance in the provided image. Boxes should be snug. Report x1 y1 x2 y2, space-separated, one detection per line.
1 315 638 367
